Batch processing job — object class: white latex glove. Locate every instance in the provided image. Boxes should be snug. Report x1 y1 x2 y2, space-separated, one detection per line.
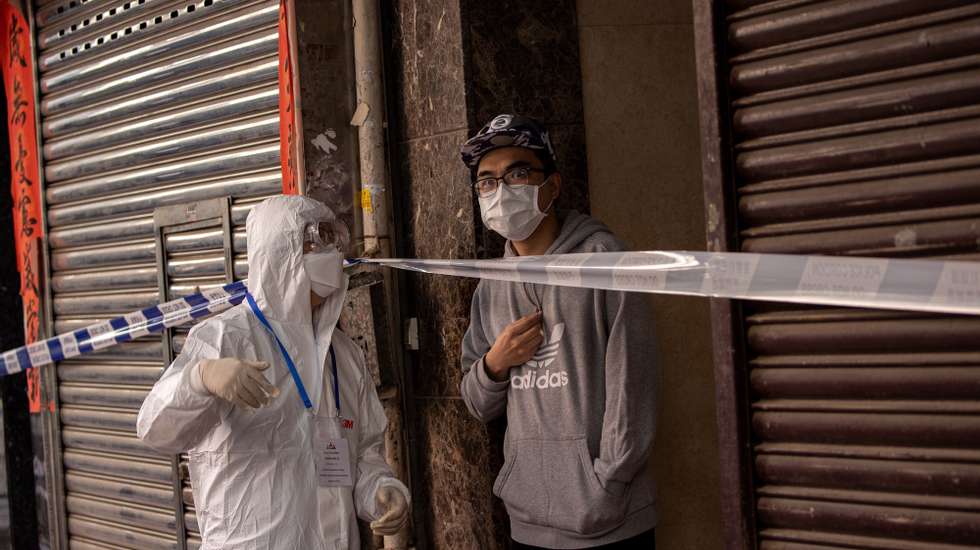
198 358 279 409
370 486 409 536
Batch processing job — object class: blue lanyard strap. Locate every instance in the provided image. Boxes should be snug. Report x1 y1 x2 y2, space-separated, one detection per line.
329 345 339 415
245 293 313 410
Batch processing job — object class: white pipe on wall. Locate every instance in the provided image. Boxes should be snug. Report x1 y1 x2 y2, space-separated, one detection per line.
353 0 390 258
352 2 411 549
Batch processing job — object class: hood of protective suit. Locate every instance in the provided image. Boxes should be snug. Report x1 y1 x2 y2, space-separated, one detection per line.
245 195 347 413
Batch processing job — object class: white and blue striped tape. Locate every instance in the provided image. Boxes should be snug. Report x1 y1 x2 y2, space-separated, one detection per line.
2 252 979 376
0 280 248 376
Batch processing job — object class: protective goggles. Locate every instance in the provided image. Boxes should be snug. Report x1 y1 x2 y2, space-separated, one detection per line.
304 219 350 253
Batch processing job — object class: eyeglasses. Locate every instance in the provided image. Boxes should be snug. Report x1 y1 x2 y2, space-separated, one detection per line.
304 220 350 253
473 166 547 198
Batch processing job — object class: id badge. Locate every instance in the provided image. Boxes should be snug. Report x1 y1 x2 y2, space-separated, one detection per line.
315 419 353 487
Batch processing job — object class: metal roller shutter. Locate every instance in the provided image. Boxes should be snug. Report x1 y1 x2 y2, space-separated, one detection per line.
722 1 980 548
32 0 280 547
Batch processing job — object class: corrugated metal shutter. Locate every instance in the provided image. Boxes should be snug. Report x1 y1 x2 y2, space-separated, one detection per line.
724 1 980 548
33 0 280 547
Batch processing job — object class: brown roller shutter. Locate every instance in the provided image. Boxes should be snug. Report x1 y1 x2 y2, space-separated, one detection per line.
698 1 980 548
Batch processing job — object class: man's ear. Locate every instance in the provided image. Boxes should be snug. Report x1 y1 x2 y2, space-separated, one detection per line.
550 172 562 207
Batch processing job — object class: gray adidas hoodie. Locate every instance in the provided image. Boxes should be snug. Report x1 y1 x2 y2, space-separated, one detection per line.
460 211 658 549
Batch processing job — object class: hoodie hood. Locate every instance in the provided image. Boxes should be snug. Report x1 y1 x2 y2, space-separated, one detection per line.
504 210 614 258
245 195 347 413
246 195 333 322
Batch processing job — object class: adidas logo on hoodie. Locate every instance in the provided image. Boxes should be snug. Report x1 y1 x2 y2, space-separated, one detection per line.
511 323 569 390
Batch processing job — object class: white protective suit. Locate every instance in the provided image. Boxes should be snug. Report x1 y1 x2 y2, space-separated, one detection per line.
137 195 409 550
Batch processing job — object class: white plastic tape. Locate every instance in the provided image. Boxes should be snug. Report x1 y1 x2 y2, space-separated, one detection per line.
0 281 247 376
355 251 980 316
2 251 978 376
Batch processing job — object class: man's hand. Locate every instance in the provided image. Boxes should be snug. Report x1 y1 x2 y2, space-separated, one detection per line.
484 311 544 382
370 486 409 536
198 358 279 409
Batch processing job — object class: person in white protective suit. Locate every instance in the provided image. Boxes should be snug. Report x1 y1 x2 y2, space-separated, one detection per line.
136 195 410 550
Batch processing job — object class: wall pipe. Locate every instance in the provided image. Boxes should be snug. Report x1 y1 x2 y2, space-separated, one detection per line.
352 1 411 548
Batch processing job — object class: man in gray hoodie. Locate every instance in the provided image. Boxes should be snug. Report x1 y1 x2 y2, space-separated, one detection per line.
458 114 658 549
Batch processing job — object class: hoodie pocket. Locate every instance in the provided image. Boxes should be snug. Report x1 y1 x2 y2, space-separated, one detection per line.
496 438 630 536
494 441 548 525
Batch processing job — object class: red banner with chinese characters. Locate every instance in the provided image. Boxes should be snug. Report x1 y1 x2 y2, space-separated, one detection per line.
1 1 45 412
278 0 300 195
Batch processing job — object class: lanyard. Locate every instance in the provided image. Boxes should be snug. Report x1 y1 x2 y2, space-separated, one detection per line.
245 293 341 414
329 345 340 415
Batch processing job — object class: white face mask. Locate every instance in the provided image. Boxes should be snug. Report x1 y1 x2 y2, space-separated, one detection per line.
478 180 554 241
303 246 343 298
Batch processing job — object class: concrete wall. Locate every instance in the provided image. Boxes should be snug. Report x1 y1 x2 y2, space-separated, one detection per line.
576 1 723 548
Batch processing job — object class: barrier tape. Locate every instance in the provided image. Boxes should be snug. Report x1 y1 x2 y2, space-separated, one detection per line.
2 251 979 376
0 281 248 376
354 251 980 315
